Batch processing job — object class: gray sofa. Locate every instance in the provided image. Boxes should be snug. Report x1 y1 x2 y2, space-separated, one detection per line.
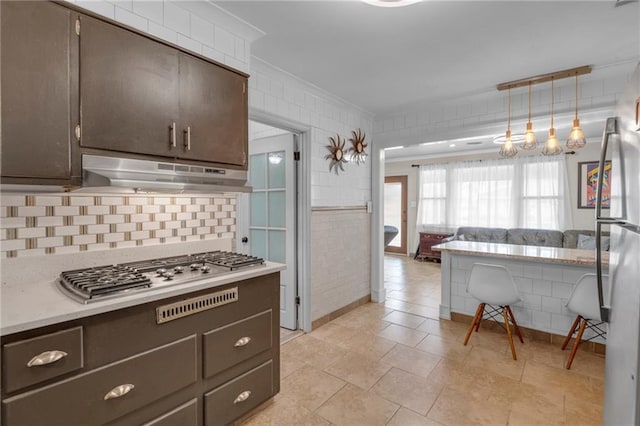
454 226 608 249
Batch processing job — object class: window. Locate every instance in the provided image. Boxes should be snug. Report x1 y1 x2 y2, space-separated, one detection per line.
416 156 572 231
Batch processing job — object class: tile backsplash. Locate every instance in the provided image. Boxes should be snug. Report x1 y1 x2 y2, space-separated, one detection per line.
0 194 236 258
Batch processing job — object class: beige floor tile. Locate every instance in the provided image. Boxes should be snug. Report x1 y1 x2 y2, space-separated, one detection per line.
505 381 565 426
565 392 602 426
371 367 443 415
281 334 349 370
309 322 359 346
316 384 399 426
511 338 567 369
382 310 426 329
415 334 472 362
380 344 442 378
280 352 308 379
279 365 346 412
323 351 392 390
427 386 510 426
376 323 428 347
521 360 592 395
562 350 605 380
463 346 525 381
239 394 331 426
387 407 444 426
417 318 468 339
337 331 397 359
330 314 391 334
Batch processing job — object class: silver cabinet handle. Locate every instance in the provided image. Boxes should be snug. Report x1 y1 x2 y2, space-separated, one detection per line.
27 350 68 367
104 384 135 400
170 122 176 148
184 126 191 151
234 337 251 347
233 390 251 404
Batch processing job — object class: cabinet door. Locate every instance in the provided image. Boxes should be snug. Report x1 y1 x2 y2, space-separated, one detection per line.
179 53 248 167
1 1 75 180
80 15 179 158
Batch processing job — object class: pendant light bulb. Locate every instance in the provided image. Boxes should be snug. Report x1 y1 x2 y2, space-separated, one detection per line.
522 82 538 150
566 74 587 149
499 88 518 158
543 78 562 156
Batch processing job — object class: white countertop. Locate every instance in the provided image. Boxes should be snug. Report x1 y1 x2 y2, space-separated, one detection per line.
432 240 609 266
0 239 285 336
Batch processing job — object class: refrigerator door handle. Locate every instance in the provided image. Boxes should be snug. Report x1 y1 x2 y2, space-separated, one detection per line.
595 221 610 322
596 117 622 222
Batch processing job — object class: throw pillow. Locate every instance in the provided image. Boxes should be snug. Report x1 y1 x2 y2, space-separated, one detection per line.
458 234 465 241
577 234 610 251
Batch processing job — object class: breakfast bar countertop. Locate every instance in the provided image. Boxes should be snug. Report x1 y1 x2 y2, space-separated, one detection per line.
432 240 609 267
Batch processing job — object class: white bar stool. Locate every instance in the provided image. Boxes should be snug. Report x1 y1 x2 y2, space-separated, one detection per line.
561 273 607 369
463 263 524 360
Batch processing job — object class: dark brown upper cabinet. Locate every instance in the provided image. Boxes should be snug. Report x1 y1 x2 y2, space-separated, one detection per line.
178 53 248 167
79 15 248 168
1 1 80 184
79 15 179 159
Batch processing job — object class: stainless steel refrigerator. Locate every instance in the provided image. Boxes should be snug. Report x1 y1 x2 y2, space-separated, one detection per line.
599 63 640 425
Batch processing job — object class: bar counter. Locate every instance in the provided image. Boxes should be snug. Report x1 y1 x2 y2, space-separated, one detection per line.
432 241 607 342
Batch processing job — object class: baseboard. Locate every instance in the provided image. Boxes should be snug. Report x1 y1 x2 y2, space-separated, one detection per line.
311 294 372 330
450 312 606 355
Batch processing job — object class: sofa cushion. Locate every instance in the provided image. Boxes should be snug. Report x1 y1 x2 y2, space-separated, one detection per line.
507 228 563 247
577 233 611 251
562 229 610 249
455 227 508 244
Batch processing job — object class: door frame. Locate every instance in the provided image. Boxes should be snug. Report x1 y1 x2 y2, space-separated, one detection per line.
248 110 312 332
384 175 408 254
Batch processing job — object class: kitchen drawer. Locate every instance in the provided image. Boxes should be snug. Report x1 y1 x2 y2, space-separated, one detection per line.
204 361 273 426
142 398 198 426
3 326 83 393
203 309 272 379
2 335 197 426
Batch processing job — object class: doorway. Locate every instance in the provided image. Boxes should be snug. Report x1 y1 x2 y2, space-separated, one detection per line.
237 122 299 330
384 176 408 254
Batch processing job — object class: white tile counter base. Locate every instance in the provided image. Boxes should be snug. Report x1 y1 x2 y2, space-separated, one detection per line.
439 251 607 344
1 238 285 335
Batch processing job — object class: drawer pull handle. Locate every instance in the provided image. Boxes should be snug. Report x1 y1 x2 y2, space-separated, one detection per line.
27 350 68 367
234 336 251 347
104 384 135 400
233 390 252 404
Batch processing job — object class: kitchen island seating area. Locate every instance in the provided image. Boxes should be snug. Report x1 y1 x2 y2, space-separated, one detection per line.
463 263 525 360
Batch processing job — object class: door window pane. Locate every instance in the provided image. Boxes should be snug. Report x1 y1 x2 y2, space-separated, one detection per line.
267 151 286 189
268 191 286 228
250 192 266 227
268 230 286 263
249 153 266 189
250 229 267 259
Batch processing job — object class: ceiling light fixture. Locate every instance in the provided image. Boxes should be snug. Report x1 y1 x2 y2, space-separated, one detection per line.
499 88 518 158
542 78 562 156
522 82 538 150
496 65 591 158
362 0 422 7
566 73 587 149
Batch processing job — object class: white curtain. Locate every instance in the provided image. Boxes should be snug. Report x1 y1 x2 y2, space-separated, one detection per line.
416 155 573 232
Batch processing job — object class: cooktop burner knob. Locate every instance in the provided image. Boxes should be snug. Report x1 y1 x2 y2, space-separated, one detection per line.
174 266 184 274
189 263 200 270
163 272 175 280
200 265 211 273
156 268 167 276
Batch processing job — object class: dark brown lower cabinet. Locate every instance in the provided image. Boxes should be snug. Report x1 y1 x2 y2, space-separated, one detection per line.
1 273 280 426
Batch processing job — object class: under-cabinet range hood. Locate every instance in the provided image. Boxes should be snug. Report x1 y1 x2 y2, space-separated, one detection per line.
79 155 252 194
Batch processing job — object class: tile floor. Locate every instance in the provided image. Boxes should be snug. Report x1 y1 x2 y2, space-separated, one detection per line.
243 255 605 425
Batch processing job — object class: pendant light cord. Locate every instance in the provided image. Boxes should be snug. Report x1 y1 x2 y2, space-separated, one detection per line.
508 88 511 131
528 83 532 123
551 78 554 128
575 74 579 120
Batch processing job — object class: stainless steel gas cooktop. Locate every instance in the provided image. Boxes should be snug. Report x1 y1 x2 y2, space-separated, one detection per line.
58 251 265 304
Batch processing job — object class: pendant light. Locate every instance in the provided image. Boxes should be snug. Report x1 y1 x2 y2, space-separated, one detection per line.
521 82 538 150
499 88 518 158
542 78 562 156
566 73 587 148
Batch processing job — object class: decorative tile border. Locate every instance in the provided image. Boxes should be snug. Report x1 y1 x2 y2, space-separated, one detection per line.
0 194 236 258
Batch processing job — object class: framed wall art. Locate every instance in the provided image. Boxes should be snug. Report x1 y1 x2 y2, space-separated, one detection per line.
578 160 611 209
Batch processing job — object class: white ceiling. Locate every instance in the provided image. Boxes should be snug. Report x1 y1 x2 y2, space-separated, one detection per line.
215 0 639 158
